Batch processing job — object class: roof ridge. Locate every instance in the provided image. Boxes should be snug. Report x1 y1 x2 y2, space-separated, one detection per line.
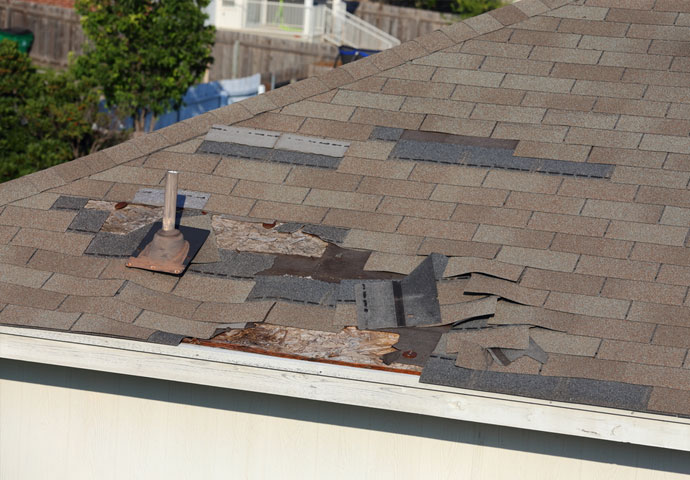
0 0 574 207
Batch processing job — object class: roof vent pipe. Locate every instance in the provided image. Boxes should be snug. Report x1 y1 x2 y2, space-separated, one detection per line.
126 170 190 274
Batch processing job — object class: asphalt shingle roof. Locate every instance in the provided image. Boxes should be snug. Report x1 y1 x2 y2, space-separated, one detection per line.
3 0 690 418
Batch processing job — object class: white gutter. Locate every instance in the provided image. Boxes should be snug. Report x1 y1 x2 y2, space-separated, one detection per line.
1 325 689 452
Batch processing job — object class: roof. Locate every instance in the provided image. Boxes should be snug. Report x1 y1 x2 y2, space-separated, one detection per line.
2 0 690 421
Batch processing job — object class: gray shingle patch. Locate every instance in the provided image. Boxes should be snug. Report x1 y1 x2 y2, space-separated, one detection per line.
275 134 350 157
200 140 273 161
355 280 397 329
248 275 338 306
337 279 359 304
189 250 275 278
206 125 280 148
51 196 89 210
420 356 652 413
560 378 650 411
387 136 614 179
85 224 155 257
401 256 443 327
538 159 614 179
133 188 210 209
355 257 443 329
390 140 467 164
68 209 110 233
270 149 341 169
200 140 341 169
465 147 539 172
429 253 448 281
147 330 186 345
369 126 404 142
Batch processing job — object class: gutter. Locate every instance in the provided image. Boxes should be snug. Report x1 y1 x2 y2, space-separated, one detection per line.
1 325 689 452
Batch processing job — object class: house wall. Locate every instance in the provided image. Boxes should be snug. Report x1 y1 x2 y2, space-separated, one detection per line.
2 359 689 480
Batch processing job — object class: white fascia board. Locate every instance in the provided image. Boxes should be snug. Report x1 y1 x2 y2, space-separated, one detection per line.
1 325 689 452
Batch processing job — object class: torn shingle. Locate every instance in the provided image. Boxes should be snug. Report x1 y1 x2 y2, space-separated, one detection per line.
443 257 524 281
464 274 548 307
454 339 494 370
381 326 447 367
447 325 531 351
438 296 499 326
489 302 571 331
492 337 549 365
248 275 338 306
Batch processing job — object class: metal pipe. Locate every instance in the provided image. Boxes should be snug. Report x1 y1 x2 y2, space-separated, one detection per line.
162 170 178 231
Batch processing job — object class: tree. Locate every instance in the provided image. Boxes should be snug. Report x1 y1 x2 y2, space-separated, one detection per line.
0 39 126 183
452 0 504 17
74 0 216 133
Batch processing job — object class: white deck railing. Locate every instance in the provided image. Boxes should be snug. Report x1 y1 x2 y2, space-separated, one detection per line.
236 0 399 51
323 7 400 51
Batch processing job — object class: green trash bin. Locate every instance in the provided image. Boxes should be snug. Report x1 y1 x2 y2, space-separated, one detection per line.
0 28 34 54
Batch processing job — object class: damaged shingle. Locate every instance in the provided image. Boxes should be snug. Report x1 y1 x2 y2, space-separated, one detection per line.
355 256 443 329
248 275 338 306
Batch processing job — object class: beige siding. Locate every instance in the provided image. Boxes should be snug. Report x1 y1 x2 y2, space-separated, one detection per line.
1 359 689 480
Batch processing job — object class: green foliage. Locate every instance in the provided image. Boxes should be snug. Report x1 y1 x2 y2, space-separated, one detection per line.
0 39 125 183
74 0 216 132
452 0 504 17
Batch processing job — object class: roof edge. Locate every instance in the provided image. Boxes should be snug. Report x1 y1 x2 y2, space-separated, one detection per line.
1 324 688 452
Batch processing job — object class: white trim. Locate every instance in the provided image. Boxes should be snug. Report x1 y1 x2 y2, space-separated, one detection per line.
1 325 689 452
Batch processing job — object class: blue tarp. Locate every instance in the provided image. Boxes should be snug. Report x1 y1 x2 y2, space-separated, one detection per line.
116 73 262 131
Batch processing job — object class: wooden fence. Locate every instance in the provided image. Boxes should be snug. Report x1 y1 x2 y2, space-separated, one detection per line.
0 0 336 84
355 1 457 42
0 0 83 68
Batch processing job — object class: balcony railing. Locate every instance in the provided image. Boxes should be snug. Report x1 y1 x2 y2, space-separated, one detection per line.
231 0 399 51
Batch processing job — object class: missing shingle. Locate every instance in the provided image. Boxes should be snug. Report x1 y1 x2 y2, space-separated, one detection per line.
212 216 328 257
